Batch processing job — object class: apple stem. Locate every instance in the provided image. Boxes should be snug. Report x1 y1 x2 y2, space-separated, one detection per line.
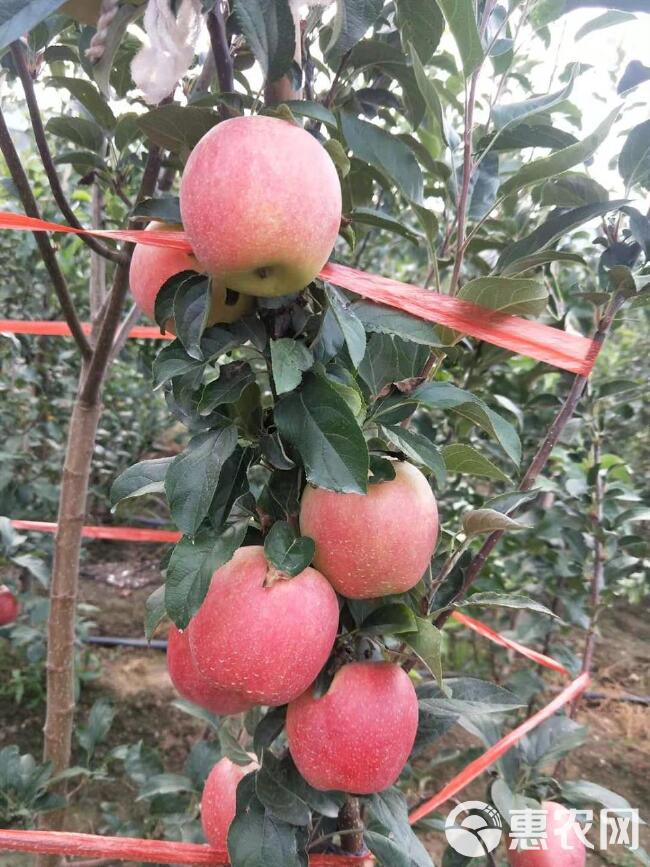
338 795 366 855
264 565 292 587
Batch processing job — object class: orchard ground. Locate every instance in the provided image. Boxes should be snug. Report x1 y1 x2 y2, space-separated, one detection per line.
1 540 648 865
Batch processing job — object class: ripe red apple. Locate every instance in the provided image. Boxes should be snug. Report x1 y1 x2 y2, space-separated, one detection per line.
201 756 258 851
189 546 339 707
180 115 342 297
286 661 418 794
129 222 252 327
299 461 439 599
167 624 252 715
507 801 586 867
0 585 19 626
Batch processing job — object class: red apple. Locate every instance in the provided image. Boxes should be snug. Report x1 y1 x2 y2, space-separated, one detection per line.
286 661 418 794
507 801 586 867
167 624 252 715
299 461 439 599
0 585 19 626
189 546 339 706
201 756 258 851
129 222 252 327
179 115 342 297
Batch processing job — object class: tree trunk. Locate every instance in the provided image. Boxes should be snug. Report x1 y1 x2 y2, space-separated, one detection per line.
38 380 103 851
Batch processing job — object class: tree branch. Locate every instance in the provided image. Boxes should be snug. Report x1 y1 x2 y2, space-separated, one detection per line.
10 41 124 266
207 4 234 96
108 303 140 363
433 292 628 627
0 105 92 360
79 145 161 402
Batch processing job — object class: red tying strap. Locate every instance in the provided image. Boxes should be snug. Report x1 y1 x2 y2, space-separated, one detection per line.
0 211 601 375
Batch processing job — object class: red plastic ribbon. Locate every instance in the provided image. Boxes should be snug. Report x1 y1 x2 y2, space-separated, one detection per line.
0 211 600 375
450 611 569 676
0 320 170 339
11 519 180 543
0 830 371 866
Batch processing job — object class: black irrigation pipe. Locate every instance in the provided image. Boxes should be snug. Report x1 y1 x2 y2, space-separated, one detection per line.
82 636 167 650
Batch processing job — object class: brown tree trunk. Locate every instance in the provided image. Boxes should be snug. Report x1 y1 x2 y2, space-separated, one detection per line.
42 387 102 778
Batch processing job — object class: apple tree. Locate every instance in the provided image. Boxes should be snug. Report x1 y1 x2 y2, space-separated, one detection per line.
0 0 649 864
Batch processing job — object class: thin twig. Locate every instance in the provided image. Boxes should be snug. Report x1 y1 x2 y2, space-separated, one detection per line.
109 304 141 363
433 292 627 627
0 105 92 360
570 411 605 718
10 41 124 265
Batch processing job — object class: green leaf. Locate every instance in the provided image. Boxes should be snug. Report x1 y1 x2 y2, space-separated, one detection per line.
560 779 637 817
325 286 366 368
275 373 369 494
138 105 219 154
132 197 182 223
110 457 173 506
136 773 195 801
350 207 421 244
324 139 351 179
264 522 315 578
619 119 650 190
144 585 167 640
0 1 65 52
340 112 424 204
325 0 383 60
90 2 143 96
396 0 443 63
412 382 521 465
433 0 483 76
381 425 446 487
575 9 635 39
359 334 429 395
365 789 433 867
270 339 314 395
462 509 528 537
282 100 337 128
255 752 311 826
361 603 418 635
353 302 441 346
234 0 295 81
77 699 115 760
199 362 256 414
492 71 576 130
459 592 557 618
165 524 247 628
500 107 620 198
152 330 236 388
497 200 628 271
500 250 586 276
219 728 255 767
477 123 578 152
458 276 548 316
173 275 212 359
228 778 308 867
46 76 116 130
410 43 446 142
403 617 443 686
165 426 238 536
442 444 509 482
52 150 106 171
540 173 609 207
46 116 104 151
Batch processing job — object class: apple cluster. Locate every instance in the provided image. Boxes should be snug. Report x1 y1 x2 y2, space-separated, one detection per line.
168 465 439 852
131 115 441 853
